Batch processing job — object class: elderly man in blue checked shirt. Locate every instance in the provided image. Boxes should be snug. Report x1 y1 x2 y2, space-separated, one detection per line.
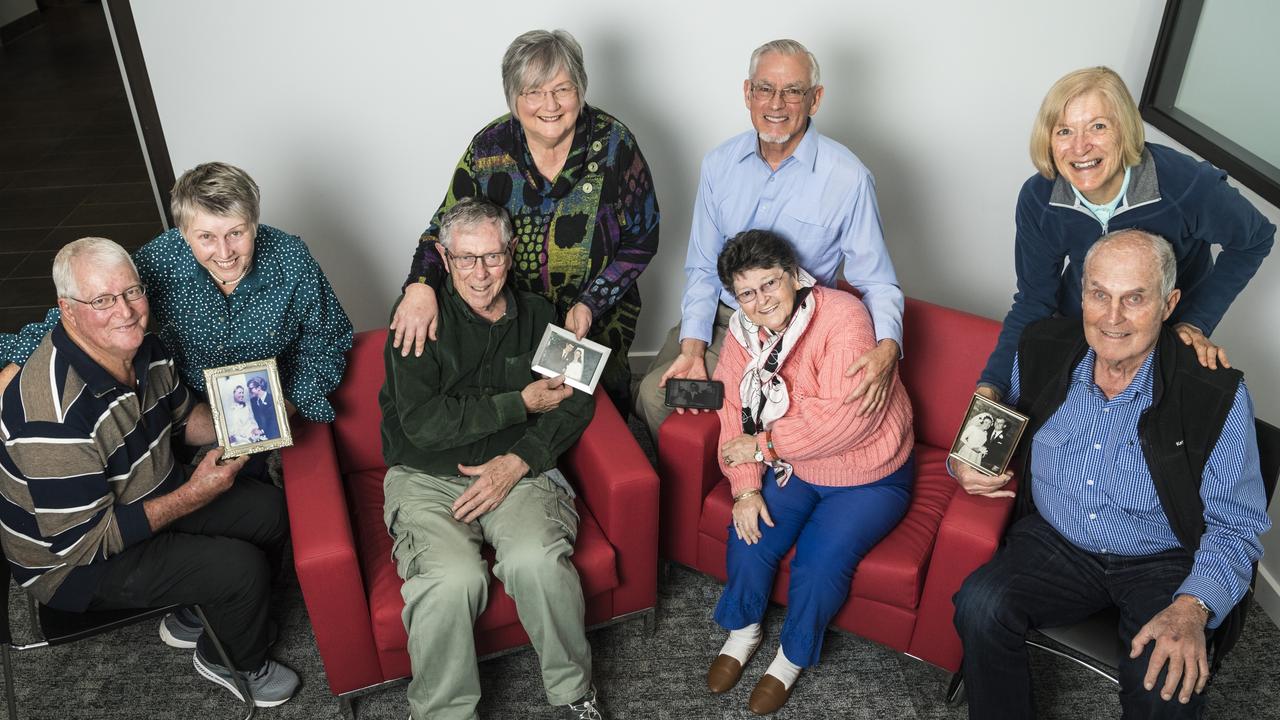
634 38 903 440
951 228 1270 719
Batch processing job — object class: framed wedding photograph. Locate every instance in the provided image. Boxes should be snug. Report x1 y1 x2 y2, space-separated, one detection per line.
531 324 612 394
202 358 293 459
948 393 1030 476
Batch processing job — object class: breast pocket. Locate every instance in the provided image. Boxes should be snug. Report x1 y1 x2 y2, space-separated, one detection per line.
776 210 838 248
1029 423 1074 489
1104 443 1162 516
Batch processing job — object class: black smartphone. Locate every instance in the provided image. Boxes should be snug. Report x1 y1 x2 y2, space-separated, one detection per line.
664 378 725 410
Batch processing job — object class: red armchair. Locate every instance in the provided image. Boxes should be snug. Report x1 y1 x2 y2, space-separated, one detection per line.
281 329 659 717
658 296 1016 673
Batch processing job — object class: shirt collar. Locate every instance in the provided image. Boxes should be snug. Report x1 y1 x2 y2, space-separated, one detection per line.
1071 344 1157 402
51 323 158 398
735 119 819 172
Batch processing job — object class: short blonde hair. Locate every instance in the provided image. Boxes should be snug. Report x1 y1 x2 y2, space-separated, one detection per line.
1029 66 1145 179
170 162 261 231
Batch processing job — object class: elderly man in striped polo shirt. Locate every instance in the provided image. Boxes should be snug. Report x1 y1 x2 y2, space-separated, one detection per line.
951 229 1271 719
0 237 298 707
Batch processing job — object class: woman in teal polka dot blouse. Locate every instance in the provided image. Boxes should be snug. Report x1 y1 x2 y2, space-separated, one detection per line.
0 162 354 422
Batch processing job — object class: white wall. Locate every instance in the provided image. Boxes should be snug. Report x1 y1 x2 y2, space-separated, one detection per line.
0 0 37 29
124 1 1280 621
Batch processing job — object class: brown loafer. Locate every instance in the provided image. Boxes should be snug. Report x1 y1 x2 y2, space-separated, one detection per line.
748 673 794 715
707 654 747 694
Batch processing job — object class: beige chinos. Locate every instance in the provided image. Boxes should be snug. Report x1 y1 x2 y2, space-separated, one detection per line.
383 464 589 720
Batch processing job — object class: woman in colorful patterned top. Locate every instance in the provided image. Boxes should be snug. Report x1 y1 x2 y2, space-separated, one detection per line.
390 29 660 414
0 162 353 423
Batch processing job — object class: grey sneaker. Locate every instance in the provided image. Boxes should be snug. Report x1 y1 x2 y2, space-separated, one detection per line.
563 686 604 720
159 607 203 648
193 646 300 707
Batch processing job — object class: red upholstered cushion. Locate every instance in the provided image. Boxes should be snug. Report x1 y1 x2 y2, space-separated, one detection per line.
899 298 1001 450
346 469 620 661
694 444 957 612
329 329 392 475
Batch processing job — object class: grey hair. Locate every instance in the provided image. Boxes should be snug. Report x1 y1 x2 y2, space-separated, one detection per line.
438 197 514 250
1083 229 1177 299
501 29 588 115
52 237 138 299
748 39 821 88
171 161 261 231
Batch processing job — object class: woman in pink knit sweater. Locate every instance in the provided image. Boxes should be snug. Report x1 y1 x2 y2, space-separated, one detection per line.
704 230 914 715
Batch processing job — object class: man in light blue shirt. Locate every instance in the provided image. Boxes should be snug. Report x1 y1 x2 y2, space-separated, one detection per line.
635 38 903 440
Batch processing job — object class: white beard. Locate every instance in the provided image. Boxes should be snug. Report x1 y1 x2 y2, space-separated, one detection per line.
759 131 793 145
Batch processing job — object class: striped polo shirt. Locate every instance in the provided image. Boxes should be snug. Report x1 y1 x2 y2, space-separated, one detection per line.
0 324 191 611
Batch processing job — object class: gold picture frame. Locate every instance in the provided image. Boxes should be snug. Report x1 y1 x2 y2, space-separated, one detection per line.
948 393 1030 477
202 358 293 459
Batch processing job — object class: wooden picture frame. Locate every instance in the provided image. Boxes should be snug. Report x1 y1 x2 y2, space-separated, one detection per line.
948 393 1030 477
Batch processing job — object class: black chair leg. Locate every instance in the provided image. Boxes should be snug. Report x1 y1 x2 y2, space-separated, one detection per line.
945 672 966 707
191 606 255 720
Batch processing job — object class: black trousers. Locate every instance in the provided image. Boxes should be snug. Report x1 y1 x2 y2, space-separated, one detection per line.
953 513 1208 720
83 476 288 671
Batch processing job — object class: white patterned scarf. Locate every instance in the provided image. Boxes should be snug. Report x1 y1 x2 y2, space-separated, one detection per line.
727 269 818 487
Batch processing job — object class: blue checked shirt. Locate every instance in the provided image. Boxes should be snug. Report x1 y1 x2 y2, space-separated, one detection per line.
1010 348 1270 628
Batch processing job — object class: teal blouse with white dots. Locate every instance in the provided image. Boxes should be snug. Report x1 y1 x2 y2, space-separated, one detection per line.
0 225 354 422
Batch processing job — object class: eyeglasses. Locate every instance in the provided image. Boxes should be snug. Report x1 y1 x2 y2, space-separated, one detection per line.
67 283 147 311
749 83 811 104
519 85 578 105
733 274 786 305
446 250 508 270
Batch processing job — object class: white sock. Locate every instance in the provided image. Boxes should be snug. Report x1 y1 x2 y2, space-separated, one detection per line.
764 646 803 689
717 623 762 665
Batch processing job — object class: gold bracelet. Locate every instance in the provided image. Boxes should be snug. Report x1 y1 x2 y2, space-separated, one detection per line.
733 489 761 503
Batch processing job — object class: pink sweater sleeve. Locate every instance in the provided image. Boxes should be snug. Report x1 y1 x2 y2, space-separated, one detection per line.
714 337 766 496
770 293 888 461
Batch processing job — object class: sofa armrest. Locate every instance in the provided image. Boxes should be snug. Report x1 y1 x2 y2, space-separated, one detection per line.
657 411 721 568
563 392 659 616
907 478 1018 672
281 419 384 695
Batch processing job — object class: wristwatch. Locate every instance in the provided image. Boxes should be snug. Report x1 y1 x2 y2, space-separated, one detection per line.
753 445 765 462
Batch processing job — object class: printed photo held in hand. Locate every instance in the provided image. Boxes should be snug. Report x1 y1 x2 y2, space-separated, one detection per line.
203 357 292 458
531 324 611 394
948 392 1028 476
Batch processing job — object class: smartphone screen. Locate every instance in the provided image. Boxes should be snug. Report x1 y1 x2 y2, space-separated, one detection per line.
664 378 725 410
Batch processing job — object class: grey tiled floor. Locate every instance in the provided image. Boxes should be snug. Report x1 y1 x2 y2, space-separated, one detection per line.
0 1 162 333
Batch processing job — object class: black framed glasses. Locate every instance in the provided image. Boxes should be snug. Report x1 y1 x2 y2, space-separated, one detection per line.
445 250 508 270
749 83 811 104
67 283 147 311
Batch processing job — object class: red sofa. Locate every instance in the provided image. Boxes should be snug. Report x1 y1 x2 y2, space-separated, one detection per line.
658 296 1017 673
281 328 659 716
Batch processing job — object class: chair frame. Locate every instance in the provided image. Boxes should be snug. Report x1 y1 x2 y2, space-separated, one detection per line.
1 560 254 719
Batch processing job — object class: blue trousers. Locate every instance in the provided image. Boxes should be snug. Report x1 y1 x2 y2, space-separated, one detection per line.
714 458 913 666
953 513 1207 720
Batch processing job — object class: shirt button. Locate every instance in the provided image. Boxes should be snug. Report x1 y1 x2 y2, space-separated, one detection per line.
591 141 602 152
583 183 594 194
1093 443 1102 450
1089 513 1097 520
1101 549 1108 554
587 161 598 172
1087 479 1094 485
1103 408 1110 413
768 176 775 182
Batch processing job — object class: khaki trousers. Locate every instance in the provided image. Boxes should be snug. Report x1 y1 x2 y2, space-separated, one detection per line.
383 465 590 720
634 303 735 442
